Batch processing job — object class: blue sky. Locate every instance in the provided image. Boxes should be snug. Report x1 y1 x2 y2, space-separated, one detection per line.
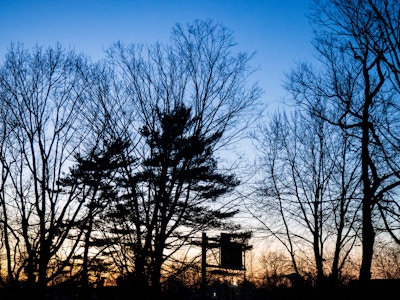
0 0 314 109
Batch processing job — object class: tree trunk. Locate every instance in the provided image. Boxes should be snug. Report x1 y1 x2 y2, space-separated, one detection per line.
359 113 375 283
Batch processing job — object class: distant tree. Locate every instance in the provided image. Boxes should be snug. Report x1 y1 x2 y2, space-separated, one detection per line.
105 19 262 297
259 251 295 288
372 241 400 279
251 107 361 288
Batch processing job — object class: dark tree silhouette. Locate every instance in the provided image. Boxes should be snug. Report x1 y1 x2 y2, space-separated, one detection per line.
107 104 240 298
0 43 93 290
104 19 261 297
58 137 133 288
285 0 400 285
0 19 261 294
251 108 361 288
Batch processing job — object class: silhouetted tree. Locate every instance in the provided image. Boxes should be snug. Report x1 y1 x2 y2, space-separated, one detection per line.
0 93 13 286
105 19 262 297
106 104 240 298
0 43 94 290
251 107 361 288
58 137 133 288
287 0 400 285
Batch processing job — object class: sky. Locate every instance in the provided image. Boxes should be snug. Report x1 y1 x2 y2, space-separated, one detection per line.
0 0 315 111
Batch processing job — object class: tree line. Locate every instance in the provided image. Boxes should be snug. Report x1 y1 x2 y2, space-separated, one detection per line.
0 0 399 299
0 19 260 298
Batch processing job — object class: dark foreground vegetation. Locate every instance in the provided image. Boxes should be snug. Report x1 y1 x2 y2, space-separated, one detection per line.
0 279 399 300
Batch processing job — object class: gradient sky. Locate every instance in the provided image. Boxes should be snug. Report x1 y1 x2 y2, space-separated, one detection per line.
0 0 315 111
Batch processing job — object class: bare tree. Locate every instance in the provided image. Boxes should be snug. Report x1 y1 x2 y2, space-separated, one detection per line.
250 107 361 288
0 92 14 286
104 19 262 297
366 0 400 91
0 43 95 289
372 240 400 279
287 0 400 284
53 61 135 289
